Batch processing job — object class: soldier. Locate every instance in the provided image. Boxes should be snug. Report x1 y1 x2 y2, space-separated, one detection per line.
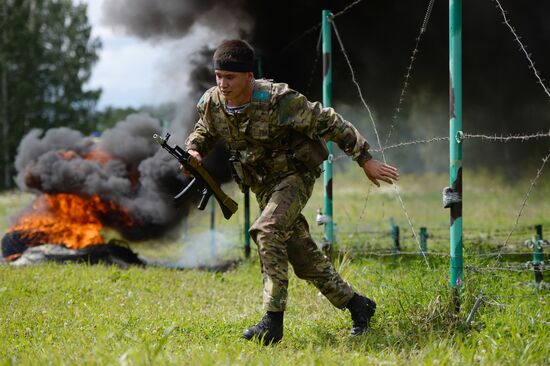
184 40 399 344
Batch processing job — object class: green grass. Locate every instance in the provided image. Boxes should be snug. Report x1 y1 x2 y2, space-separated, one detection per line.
0 259 548 365
1 169 549 365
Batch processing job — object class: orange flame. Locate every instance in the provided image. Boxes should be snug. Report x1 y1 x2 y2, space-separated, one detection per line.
8 193 134 249
84 148 113 164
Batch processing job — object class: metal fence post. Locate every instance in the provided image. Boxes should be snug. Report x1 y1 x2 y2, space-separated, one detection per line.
390 218 400 258
321 9 334 253
533 224 545 284
420 227 428 254
449 0 464 312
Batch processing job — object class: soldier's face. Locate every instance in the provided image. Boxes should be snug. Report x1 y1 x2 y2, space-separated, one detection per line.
215 70 254 103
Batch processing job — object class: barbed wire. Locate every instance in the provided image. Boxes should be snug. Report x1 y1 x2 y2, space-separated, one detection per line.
484 293 549 301
497 150 550 259
343 246 450 257
338 229 547 258
428 224 537 233
280 25 320 55
464 240 531 248
491 0 550 101
466 265 549 273
344 245 545 259
468 271 548 292
351 184 373 238
330 131 550 162
480 295 549 321
304 29 322 98
463 130 550 142
329 225 537 237
345 229 390 236
376 131 550 153
329 17 430 269
462 234 526 243
466 270 546 288
464 227 536 235
482 302 550 325
466 251 547 258
428 233 529 240
331 0 366 19
463 233 532 240
345 239 545 255
384 0 436 146
374 136 449 153
422 237 528 244
280 0 366 54
347 250 450 257
329 18 382 154
400 231 530 240
289 2 549 299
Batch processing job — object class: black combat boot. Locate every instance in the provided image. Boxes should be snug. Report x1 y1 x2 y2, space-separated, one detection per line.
242 311 284 345
345 293 376 336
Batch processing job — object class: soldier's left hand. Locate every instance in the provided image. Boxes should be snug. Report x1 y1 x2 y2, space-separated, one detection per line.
179 149 203 177
362 159 399 187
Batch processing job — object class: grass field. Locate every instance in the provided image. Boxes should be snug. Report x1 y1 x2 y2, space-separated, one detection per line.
1 167 549 365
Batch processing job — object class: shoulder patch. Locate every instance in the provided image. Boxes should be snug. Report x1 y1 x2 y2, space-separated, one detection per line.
197 93 207 108
252 90 270 101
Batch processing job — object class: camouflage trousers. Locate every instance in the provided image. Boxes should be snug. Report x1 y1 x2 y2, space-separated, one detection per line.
249 172 354 312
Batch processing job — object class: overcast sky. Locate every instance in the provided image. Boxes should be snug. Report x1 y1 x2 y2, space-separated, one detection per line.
82 0 215 109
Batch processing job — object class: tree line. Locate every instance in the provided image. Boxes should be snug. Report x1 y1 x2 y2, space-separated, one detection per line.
0 1 177 191
0 0 101 189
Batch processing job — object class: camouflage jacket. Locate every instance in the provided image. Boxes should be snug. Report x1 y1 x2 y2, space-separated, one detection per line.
185 79 372 190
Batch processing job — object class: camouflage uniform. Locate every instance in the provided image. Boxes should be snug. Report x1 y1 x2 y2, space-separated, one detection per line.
186 79 372 312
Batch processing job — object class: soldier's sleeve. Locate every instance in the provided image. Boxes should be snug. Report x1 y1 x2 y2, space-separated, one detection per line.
185 89 219 157
278 91 372 166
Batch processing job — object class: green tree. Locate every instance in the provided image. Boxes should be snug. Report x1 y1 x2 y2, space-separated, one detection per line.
0 0 101 190
95 106 139 131
94 103 177 132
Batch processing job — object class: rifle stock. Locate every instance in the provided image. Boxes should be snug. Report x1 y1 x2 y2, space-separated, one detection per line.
153 133 238 219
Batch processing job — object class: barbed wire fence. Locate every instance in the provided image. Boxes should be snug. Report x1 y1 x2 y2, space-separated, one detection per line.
329 13 433 269
251 0 550 322
289 0 550 315
384 0 436 146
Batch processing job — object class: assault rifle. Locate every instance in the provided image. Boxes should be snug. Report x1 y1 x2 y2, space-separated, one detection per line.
152 133 238 220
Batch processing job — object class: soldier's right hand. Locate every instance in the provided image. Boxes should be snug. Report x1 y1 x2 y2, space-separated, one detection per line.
180 149 203 176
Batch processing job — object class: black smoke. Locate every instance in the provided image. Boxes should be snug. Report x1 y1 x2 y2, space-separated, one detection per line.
102 0 252 39
14 114 231 240
102 0 550 173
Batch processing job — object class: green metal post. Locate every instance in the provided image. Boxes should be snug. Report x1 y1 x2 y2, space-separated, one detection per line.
420 227 428 254
322 9 334 251
390 218 400 258
449 0 463 311
534 225 543 284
